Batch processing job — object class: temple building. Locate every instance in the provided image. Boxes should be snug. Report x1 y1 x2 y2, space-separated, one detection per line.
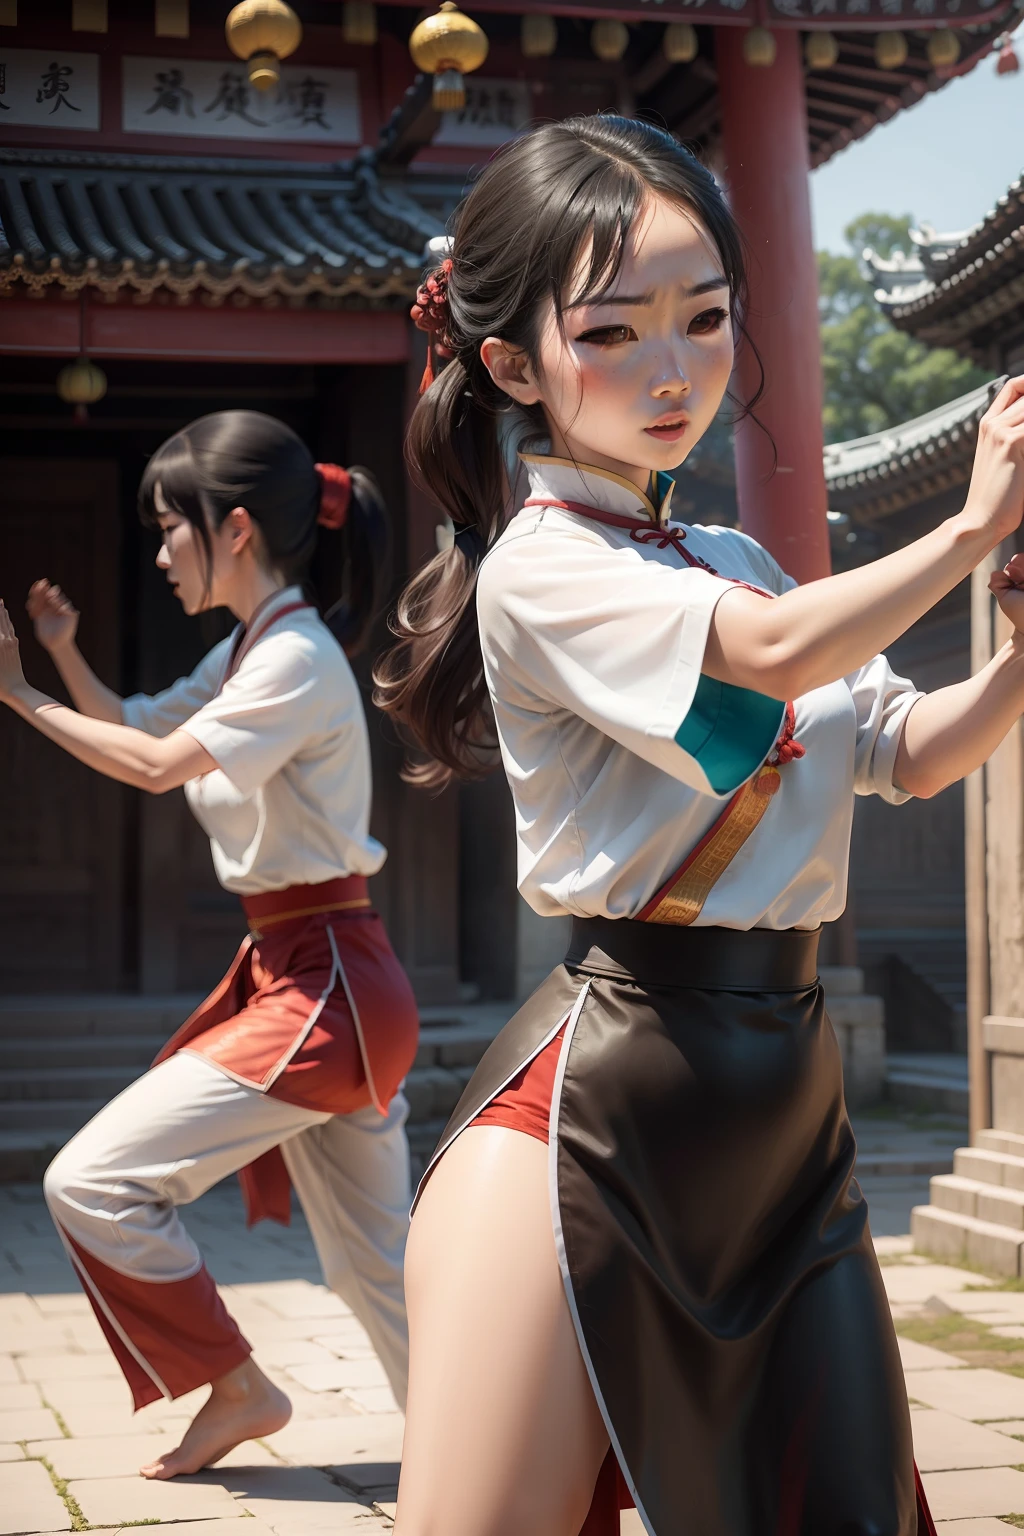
0 0 1018 1171
820 177 1024 1060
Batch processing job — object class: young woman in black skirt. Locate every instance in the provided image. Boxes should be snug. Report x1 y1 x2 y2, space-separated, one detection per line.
374 115 1024 1536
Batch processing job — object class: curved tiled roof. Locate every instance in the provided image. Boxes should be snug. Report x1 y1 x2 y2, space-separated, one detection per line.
824 380 992 516
0 147 450 306
864 174 1024 355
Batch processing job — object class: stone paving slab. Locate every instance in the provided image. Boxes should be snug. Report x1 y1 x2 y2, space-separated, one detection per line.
899 1337 969 1371
905 1368 1024 1421
28 1433 281 1481
0 1460 70 1536
911 1409 1024 1470
285 1358 390 1393
0 1407 61 1442
216 1465 391 1534
881 1265 995 1305
18 1351 121 1380
70 1471 245 1525
0 1444 24 1460
922 1466 1024 1520
0 1384 42 1410
134 1523 280 1536
268 1413 404 1470
346 1386 400 1415
251 1339 339 1369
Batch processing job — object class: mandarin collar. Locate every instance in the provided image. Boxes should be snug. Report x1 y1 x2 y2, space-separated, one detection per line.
242 584 304 633
519 453 677 528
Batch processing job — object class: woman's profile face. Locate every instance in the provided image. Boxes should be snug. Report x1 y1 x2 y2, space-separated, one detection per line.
533 195 735 489
153 488 210 615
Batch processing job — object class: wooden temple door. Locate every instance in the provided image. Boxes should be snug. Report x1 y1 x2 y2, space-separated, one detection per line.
0 459 126 992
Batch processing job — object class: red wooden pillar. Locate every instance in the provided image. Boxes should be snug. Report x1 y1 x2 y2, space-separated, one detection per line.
716 27 831 584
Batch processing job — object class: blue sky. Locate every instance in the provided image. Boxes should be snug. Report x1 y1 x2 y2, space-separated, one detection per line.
810 39 1024 254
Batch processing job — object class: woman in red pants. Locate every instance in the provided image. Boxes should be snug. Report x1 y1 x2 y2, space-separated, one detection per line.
0 411 418 1480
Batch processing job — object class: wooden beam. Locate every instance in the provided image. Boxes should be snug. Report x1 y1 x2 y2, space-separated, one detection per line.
804 97 871 121
376 74 442 168
0 300 409 364
968 553 997 1141
985 534 1024 1037
810 76 901 106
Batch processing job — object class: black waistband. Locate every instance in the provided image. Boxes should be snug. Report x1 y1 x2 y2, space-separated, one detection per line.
565 917 821 991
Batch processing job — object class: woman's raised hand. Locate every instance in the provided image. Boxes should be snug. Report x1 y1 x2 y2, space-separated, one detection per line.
964 378 1024 546
990 551 1024 634
27 580 79 653
0 601 27 703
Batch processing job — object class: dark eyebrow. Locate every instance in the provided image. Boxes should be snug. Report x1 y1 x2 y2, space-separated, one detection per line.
568 276 729 311
685 277 730 298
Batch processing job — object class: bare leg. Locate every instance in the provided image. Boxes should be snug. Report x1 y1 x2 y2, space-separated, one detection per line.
139 1357 292 1479
395 1126 609 1536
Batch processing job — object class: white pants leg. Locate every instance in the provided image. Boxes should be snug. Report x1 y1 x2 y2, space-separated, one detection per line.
45 1052 331 1280
282 1091 411 1409
43 1051 411 1411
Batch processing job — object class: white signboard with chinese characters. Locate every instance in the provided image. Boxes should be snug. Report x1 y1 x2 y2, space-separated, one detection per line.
122 56 360 145
0 49 100 130
434 78 531 148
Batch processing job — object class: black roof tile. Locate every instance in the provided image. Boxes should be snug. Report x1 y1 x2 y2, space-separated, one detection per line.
0 147 454 307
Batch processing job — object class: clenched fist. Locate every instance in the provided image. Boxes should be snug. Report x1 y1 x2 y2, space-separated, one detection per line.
27 580 79 654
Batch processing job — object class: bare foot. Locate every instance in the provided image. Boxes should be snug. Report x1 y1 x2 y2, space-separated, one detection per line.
139 1358 291 1479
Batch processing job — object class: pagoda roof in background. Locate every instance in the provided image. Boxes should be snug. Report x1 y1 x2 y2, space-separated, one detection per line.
0 147 456 306
824 379 991 517
865 173 1024 356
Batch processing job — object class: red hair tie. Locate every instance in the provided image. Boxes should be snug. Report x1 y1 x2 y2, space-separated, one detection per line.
411 257 454 395
315 463 352 529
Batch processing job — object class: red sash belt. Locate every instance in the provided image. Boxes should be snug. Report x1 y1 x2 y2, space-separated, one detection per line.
241 875 371 938
152 875 419 1227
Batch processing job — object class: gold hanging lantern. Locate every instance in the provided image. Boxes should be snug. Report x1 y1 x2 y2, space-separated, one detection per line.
225 0 302 91
804 30 838 69
663 22 698 64
342 1 377 45
874 30 907 69
591 18 628 61
927 27 960 67
409 2 489 112
743 25 776 66
57 357 107 424
521 12 557 58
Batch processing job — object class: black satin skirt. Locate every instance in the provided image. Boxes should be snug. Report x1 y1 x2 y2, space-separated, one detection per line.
422 918 929 1536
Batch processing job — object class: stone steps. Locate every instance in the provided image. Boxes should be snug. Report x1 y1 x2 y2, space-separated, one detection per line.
0 1033 167 1071
886 1053 969 1115
0 995 205 1040
0 994 508 1183
913 1129 1024 1277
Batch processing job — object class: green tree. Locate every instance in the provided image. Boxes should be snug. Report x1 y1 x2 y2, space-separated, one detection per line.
819 212 988 444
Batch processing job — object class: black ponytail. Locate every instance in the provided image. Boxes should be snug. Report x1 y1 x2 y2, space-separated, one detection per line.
138 410 389 657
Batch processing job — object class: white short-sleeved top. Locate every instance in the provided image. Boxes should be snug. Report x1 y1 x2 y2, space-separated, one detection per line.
475 454 923 930
122 586 386 894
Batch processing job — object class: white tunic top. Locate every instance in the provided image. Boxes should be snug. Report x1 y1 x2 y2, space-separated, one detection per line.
122 586 386 894
476 455 922 931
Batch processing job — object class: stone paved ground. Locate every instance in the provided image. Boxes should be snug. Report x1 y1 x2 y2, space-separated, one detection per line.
5 1105 1022 1536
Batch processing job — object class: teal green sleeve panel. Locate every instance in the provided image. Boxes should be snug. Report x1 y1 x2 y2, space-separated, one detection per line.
674 675 786 795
